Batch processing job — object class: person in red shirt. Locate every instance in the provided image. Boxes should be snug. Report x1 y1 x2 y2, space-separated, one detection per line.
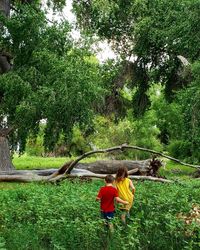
96 174 129 231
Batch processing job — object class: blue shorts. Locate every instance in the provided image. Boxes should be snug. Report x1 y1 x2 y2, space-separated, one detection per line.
101 211 115 220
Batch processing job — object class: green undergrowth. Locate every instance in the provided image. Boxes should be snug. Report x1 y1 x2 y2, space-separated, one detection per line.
0 179 199 250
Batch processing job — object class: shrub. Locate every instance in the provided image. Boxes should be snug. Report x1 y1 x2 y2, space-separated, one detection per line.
88 114 162 160
0 180 199 249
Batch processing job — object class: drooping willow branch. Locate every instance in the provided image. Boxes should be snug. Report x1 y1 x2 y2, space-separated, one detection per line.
62 144 200 175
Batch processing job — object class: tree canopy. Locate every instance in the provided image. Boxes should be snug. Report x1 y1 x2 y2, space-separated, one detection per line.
72 0 200 114
0 0 200 167
0 2 105 153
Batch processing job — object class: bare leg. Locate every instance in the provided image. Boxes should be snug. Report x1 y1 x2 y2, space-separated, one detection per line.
108 222 114 233
121 212 127 225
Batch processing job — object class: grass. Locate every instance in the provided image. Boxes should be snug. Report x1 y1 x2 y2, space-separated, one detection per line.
160 159 197 179
13 154 69 170
0 182 22 190
12 154 106 170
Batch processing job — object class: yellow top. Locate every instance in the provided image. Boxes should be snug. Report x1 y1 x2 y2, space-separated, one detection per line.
114 178 134 211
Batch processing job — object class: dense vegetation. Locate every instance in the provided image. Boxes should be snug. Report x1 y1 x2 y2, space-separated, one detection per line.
0 0 200 164
0 1 200 249
0 179 199 250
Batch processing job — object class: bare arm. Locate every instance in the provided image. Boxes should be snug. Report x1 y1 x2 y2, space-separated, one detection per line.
115 197 129 205
96 196 101 201
129 179 135 194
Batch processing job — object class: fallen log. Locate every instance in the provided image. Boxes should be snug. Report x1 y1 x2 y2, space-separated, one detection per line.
0 169 57 176
49 155 162 181
4 143 198 183
75 159 152 175
63 144 200 176
0 174 45 182
0 158 160 179
49 172 173 183
0 167 172 183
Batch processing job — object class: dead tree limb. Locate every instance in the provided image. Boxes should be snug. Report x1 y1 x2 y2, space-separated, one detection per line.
0 174 46 182
49 173 173 183
64 144 200 175
48 144 199 182
0 170 173 183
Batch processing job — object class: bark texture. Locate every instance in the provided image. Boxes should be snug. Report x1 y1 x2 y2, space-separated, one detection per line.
0 0 11 74
0 52 12 73
0 168 172 183
0 0 10 17
0 136 14 171
75 159 152 175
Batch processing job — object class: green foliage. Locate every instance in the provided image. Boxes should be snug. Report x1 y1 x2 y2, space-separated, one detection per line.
159 160 196 178
73 0 200 111
158 60 200 163
70 126 91 155
88 113 162 159
148 84 183 145
1 0 200 166
73 0 200 63
167 140 191 161
46 0 67 11
26 135 44 157
0 180 199 249
171 60 200 163
0 3 105 154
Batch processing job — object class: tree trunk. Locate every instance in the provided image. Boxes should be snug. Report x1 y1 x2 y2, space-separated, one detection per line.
0 53 12 73
0 167 172 183
76 160 152 175
0 0 11 74
0 0 10 17
0 136 14 171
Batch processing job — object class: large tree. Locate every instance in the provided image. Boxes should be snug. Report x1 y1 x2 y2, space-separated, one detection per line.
72 0 200 115
0 1 104 171
173 61 200 162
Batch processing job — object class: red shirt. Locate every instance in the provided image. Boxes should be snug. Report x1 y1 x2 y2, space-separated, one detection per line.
97 185 118 212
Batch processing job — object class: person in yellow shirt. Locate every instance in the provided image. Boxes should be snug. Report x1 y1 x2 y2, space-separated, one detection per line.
114 166 135 224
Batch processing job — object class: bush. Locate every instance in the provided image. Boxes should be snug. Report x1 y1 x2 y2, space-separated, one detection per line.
88 114 162 160
0 180 199 249
167 140 192 160
26 136 44 156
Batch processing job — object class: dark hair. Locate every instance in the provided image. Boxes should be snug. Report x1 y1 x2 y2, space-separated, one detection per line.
105 174 114 183
115 166 128 182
